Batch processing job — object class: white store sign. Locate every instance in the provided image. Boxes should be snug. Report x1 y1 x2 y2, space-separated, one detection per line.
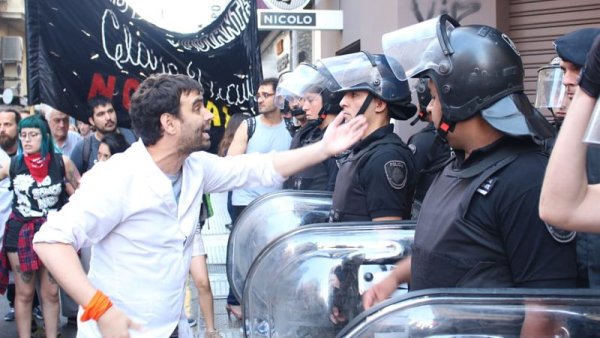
258 10 343 30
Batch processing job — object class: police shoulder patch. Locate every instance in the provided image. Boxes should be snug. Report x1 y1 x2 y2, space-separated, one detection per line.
544 222 576 243
384 160 407 190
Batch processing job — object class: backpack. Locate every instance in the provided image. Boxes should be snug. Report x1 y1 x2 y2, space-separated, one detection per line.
246 116 296 140
81 134 94 173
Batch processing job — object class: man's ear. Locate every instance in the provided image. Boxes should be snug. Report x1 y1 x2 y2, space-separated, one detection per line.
88 116 95 127
160 113 178 135
374 98 388 114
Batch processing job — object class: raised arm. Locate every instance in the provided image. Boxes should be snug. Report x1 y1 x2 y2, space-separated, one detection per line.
540 36 600 232
539 92 599 231
227 120 249 156
272 114 367 177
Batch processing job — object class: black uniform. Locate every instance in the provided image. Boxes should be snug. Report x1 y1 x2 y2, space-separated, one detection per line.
407 122 452 216
329 125 416 222
284 121 338 191
411 138 577 290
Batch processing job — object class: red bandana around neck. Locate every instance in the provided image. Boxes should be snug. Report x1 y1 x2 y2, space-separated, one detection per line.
24 153 51 183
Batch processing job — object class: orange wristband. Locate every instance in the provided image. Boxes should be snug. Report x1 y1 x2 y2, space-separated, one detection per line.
80 290 113 322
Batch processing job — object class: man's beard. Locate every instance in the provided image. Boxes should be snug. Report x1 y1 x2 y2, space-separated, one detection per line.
179 129 210 154
0 135 16 150
97 124 117 134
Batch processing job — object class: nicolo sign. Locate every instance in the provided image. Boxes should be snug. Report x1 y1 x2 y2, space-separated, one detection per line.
258 0 343 30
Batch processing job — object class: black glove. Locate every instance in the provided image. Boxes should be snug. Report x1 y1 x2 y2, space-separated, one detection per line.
579 35 600 98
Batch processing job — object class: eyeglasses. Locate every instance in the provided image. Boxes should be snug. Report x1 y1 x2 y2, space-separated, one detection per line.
19 132 41 140
253 92 275 101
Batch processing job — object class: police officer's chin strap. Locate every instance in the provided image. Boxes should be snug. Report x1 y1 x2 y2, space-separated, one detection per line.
356 93 374 117
410 110 428 126
548 108 563 131
316 107 327 125
435 116 455 142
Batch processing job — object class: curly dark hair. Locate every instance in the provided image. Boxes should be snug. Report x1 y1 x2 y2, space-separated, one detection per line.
129 74 203 145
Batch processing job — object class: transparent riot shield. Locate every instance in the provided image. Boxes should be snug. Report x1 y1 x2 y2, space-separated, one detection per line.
338 288 600 338
243 221 416 337
227 190 333 303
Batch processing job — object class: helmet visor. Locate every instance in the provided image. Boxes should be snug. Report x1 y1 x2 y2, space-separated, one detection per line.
534 66 567 110
382 16 457 80
320 52 384 96
275 64 328 110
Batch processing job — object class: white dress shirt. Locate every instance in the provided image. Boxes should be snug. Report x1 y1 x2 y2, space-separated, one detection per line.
33 141 285 337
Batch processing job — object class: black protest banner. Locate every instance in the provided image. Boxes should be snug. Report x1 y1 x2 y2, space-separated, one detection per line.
26 0 261 154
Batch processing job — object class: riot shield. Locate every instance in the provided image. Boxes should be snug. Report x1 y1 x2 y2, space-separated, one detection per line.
227 190 333 303
243 221 416 337
339 288 600 338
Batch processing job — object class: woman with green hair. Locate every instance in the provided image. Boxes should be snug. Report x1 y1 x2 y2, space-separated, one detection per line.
0 114 80 338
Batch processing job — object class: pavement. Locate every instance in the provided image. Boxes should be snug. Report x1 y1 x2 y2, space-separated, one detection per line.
0 191 244 338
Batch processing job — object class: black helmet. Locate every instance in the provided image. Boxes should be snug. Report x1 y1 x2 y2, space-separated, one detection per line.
320 51 416 120
383 15 554 140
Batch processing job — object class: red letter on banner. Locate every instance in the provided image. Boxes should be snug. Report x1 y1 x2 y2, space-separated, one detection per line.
88 73 116 100
122 78 140 111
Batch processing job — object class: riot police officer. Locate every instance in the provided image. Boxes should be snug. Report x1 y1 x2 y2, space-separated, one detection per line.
407 78 452 218
278 71 308 132
277 63 343 191
321 51 417 222
364 16 577 314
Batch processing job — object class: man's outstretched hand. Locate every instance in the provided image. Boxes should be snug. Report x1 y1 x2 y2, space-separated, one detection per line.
321 113 368 157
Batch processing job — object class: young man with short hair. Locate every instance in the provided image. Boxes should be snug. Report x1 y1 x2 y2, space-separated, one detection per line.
70 96 136 174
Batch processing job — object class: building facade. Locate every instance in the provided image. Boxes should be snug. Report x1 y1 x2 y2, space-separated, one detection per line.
261 0 600 137
0 0 26 103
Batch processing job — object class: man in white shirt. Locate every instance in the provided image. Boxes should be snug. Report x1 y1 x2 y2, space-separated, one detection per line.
32 73 366 338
